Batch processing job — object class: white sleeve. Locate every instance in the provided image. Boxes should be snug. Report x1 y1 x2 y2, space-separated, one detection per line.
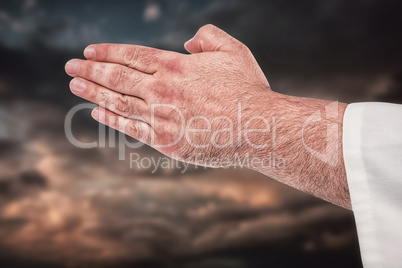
343 102 402 267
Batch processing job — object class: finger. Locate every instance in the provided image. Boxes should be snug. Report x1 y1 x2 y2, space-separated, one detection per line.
184 24 242 53
83 43 162 74
92 107 154 145
65 59 152 99
70 77 149 122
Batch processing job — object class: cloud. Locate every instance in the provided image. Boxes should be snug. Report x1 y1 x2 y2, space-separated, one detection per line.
1 1 384 265
376 72 402 104
145 0 402 103
144 3 161 22
0 100 358 265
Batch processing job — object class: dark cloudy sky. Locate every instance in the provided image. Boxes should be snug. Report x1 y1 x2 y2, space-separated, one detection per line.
1 0 401 267
1 0 402 104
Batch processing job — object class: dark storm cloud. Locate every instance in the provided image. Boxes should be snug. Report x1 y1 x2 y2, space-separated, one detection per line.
150 0 402 102
188 0 402 71
1 0 401 104
377 72 402 104
0 1 386 266
2 0 402 69
0 102 360 266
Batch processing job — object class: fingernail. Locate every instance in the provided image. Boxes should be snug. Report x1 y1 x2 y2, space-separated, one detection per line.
184 37 193 48
84 46 96 59
70 78 86 93
94 107 106 119
92 108 99 119
98 108 105 117
65 60 80 75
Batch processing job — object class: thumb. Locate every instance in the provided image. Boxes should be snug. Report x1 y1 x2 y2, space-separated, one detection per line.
184 24 240 54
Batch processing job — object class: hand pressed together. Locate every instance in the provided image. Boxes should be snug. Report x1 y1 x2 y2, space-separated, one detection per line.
65 24 351 209
65 24 275 165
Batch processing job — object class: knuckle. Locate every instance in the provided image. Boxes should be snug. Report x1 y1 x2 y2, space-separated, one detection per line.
128 122 143 138
237 41 247 50
92 63 105 80
161 55 184 74
197 24 218 39
128 71 144 86
116 95 130 114
109 66 125 87
200 24 215 33
123 48 139 66
116 95 144 118
196 24 220 43
98 89 111 106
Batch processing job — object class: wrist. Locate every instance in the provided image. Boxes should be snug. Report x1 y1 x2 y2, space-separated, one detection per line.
241 90 347 180
240 89 350 208
234 90 288 171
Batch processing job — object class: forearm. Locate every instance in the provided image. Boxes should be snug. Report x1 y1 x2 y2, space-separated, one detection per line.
246 91 351 209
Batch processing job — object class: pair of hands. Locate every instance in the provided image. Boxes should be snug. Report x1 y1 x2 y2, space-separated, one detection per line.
65 24 274 165
65 24 351 209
